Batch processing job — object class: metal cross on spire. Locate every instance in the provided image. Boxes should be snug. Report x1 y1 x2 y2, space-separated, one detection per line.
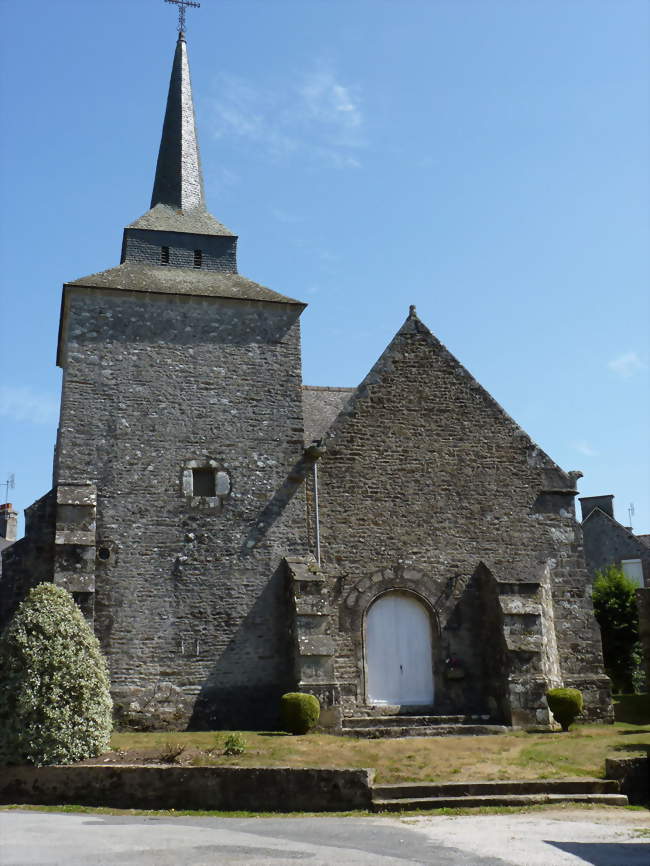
165 0 201 36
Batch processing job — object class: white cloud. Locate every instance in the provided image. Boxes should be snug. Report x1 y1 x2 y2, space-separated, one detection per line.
207 65 364 167
0 386 59 425
574 440 599 458
607 351 645 379
299 71 362 137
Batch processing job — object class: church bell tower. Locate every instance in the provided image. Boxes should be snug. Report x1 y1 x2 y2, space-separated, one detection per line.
52 15 308 728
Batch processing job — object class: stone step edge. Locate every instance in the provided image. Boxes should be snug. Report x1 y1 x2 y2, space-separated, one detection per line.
373 778 621 798
342 725 508 737
370 793 629 812
344 715 466 727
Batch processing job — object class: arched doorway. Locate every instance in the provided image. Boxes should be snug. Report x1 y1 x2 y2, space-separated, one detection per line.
366 592 434 706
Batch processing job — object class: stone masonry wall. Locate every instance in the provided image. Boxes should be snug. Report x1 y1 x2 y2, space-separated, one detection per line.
314 313 610 724
55 287 307 729
0 490 56 629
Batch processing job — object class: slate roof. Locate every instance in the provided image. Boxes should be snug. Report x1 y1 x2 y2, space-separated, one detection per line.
151 34 204 213
582 506 649 548
128 204 235 237
127 35 235 238
64 262 303 305
302 386 355 445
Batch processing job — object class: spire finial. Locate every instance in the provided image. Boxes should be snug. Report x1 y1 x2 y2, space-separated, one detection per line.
408 304 417 318
165 0 201 37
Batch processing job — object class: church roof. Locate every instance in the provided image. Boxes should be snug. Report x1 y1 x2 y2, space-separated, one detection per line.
64 262 303 305
302 386 355 445
128 204 235 237
128 33 235 238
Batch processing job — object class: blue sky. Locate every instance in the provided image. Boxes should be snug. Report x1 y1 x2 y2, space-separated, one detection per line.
1 0 648 535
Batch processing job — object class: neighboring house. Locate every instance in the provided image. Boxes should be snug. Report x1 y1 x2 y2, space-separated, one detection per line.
0 29 612 731
579 495 650 588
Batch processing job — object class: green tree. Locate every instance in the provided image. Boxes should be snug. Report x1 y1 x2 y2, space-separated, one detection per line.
0 583 113 766
592 565 640 694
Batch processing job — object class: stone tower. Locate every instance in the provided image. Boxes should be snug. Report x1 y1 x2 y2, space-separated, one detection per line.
51 33 308 728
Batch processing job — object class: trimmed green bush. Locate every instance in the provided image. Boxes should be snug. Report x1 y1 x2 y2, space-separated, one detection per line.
0 583 113 766
546 688 584 732
280 692 320 735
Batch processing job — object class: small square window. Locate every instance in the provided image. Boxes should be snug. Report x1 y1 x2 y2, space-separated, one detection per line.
621 559 644 587
192 468 216 497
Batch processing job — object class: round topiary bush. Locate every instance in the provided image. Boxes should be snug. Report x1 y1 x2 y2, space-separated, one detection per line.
0 583 113 766
546 687 584 732
279 692 320 735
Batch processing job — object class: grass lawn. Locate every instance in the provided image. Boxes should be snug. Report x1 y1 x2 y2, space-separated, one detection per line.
105 718 650 785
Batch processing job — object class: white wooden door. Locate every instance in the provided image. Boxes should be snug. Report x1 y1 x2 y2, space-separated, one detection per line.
366 592 434 705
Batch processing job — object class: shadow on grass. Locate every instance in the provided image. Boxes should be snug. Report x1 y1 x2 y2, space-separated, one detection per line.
256 732 292 738
612 743 650 755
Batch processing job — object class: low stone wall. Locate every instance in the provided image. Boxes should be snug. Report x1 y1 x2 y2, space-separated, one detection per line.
0 766 374 812
605 755 649 805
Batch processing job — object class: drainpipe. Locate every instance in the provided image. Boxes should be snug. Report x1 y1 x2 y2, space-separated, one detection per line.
313 461 321 566
305 440 326 567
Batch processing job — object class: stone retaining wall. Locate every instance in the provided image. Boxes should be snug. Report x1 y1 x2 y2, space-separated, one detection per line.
605 755 649 805
0 766 373 812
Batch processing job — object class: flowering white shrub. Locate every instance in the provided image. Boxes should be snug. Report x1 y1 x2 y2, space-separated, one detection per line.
0 583 113 766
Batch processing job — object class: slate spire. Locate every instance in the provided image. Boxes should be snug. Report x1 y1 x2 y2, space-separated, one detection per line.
150 33 205 212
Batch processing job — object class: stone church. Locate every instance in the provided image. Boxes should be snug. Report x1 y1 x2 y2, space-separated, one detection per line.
0 30 612 732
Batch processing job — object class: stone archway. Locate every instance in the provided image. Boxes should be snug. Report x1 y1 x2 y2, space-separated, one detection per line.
365 591 434 706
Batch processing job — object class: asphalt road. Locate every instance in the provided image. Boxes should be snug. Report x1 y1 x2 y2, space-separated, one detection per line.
0 808 648 865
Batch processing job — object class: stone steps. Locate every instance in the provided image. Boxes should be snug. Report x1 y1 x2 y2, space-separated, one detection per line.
343 723 508 738
342 714 507 737
371 792 629 811
344 714 465 729
371 778 628 812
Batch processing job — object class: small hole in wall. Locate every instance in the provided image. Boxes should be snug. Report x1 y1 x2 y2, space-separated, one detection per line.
97 547 111 561
161 246 170 265
193 249 202 268
192 468 216 497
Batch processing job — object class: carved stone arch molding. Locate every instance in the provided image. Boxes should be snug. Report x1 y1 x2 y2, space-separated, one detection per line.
340 559 501 633
340 565 444 635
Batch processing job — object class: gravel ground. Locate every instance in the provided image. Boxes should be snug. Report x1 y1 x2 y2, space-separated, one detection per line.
0 806 648 865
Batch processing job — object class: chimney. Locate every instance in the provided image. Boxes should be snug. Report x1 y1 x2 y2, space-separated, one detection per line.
0 503 18 543
579 495 614 522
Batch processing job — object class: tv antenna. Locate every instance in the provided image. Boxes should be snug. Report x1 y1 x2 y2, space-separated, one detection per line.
2 473 15 504
628 502 635 531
